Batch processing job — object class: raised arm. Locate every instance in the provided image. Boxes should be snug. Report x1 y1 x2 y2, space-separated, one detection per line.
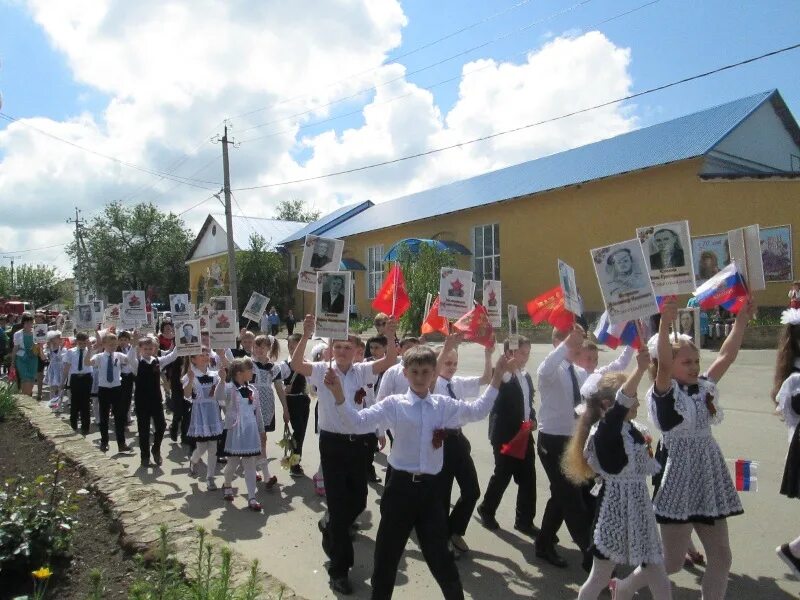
478 337 495 385
537 325 583 379
183 368 195 399
214 371 228 407
441 354 509 427
371 319 399 375
706 297 756 383
436 332 463 377
274 376 290 424
289 315 315 377
331 368 395 431
598 345 635 376
654 300 677 394
158 346 179 368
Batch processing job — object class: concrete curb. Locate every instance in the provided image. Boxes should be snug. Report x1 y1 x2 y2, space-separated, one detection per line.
13 394 302 599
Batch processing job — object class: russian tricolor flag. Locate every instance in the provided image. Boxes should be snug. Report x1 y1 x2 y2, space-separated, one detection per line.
594 312 641 350
733 459 758 492
693 262 749 313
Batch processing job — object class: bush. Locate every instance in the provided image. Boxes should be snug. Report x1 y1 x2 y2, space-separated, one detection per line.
0 381 17 421
0 459 78 574
396 243 457 335
349 317 373 335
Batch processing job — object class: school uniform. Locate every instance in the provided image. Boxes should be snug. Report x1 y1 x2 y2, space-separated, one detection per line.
309 360 379 581
336 384 500 600
536 342 592 560
252 360 282 432
44 347 67 390
64 346 93 433
434 375 483 539
119 342 135 424
166 353 191 445
90 351 131 451
777 366 800 499
281 360 311 458
185 366 224 481
132 348 178 465
479 369 537 531
218 381 264 501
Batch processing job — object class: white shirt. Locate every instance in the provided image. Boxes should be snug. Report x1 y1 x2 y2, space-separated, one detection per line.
580 346 635 399
260 313 270 332
375 361 408 402
500 369 534 421
309 361 378 435
336 386 499 474
64 347 93 376
119 344 134 374
90 351 129 388
536 342 587 436
434 375 481 401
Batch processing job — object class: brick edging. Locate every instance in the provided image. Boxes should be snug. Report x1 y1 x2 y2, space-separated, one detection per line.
13 394 302 600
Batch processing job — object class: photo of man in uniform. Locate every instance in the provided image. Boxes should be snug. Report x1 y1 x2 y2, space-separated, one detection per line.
321 274 345 314
310 239 333 270
173 295 187 314
180 323 198 344
605 248 646 299
649 228 686 269
78 304 93 324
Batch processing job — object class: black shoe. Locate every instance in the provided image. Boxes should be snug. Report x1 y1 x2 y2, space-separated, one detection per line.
476 505 499 531
777 544 800 579
118 443 134 453
100 443 109 453
140 459 152 468
217 456 228 464
169 427 178 442
329 576 353 595
290 464 305 478
535 543 568 568
152 452 163 466
581 551 594 574
318 517 332 558
514 522 540 537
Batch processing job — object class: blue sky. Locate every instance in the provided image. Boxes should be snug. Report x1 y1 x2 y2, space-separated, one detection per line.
2 0 798 139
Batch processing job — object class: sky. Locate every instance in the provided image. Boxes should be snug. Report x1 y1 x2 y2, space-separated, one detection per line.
1 0 799 277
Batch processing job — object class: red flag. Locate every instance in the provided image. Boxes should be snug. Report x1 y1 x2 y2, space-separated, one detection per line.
526 286 574 333
421 296 449 336
452 304 495 348
500 420 533 459
371 263 411 318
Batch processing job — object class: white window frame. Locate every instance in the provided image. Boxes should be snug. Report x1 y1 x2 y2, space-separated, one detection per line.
472 223 500 287
367 245 384 300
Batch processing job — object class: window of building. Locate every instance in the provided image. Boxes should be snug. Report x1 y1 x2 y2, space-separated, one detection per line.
290 253 298 273
473 224 500 286
367 245 384 299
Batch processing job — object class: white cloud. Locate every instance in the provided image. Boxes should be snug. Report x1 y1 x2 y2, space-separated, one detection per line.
0 2 637 279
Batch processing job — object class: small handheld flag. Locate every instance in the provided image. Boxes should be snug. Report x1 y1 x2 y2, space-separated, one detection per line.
372 263 412 318
452 304 494 349
421 296 450 336
500 420 533 459
526 286 574 333
594 312 641 350
732 459 758 492
693 263 749 313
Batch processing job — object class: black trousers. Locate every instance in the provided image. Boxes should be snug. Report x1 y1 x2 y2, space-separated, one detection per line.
319 431 370 579
440 432 480 537
372 470 464 600
120 373 134 422
98 386 126 448
135 396 166 463
69 374 92 434
537 432 591 551
270 324 279 336
287 393 311 456
480 435 536 527
170 398 192 445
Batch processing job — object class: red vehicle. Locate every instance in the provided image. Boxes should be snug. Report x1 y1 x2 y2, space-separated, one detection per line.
0 297 33 316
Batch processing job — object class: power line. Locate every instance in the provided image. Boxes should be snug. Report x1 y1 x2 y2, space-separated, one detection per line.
238 0 660 145
230 0 538 121
237 0 596 133
0 112 222 190
231 41 800 192
0 242 68 254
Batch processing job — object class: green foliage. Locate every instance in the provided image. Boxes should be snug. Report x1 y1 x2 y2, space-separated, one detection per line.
88 568 105 599
348 316 373 334
274 199 320 223
65 202 193 302
129 525 264 600
0 264 63 308
0 460 78 573
235 234 287 314
0 382 18 420
396 243 457 335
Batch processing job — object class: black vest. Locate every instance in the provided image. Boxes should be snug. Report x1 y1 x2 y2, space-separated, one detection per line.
135 358 163 403
488 373 535 447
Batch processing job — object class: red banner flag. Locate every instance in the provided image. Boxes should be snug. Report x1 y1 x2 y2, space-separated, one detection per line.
452 304 495 348
371 263 411 318
500 420 533 459
421 296 449 336
526 286 574 333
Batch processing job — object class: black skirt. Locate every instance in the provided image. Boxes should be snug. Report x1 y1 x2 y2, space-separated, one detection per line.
780 423 800 499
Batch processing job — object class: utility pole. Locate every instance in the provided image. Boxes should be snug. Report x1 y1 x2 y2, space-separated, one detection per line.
66 207 87 305
2 255 17 293
215 122 239 312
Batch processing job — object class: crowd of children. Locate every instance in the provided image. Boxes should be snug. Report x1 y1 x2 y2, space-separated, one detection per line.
3 300 800 598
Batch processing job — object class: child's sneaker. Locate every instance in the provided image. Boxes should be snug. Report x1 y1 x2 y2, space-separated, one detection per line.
247 498 262 511
264 475 278 490
207 479 218 491
777 544 800 579
223 486 235 501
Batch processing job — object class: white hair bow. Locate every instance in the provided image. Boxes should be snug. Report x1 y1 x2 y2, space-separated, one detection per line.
646 332 694 360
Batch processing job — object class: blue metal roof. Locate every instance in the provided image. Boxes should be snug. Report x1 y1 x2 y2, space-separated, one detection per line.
321 90 781 240
278 200 373 244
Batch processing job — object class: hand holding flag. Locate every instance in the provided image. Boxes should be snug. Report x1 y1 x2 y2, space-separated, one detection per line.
693 262 749 313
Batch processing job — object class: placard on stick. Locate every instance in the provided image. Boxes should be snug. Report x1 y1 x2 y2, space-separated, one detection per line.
297 235 345 293
122 291 147 322
557 260 581 315
169 294 192 319
482 280 502 328
507 304 519 350
728 225 766 291
438 268 473 320
174 319 202 357
242 292 270 323
209 310 238 347
314 271 351 340
636 220 696 295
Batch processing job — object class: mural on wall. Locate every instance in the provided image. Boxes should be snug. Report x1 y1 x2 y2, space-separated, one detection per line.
195 259 228 303
760 225 793 282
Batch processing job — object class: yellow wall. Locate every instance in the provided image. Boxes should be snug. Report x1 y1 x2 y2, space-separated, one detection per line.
187 255 230 305
285 159 800 317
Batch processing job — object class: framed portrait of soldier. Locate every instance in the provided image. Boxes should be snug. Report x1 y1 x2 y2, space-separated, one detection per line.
591 239 659 325
314 271 351 339
297 235 345 293
91 300 105 324
636 220 696 295
76 304 94 331
33 323 49 345
242 291 269 323
170 294 192 318
209 310 238 347
175 319 202 356
677 307 701 348
209 296 233 312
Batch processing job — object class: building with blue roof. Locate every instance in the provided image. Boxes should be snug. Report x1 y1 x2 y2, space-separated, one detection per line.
281 90 800 317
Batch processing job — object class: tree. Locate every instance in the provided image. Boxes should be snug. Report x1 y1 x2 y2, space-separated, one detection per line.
0 263 62 308
396 243 457 335
236 233 287 315
66 202 193 303
275 199 321 223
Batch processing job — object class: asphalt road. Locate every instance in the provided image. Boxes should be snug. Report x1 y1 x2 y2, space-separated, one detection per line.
57 342 800 599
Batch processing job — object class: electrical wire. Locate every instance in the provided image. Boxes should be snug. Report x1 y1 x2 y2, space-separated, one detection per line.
0 242 69 254
231 41 800 192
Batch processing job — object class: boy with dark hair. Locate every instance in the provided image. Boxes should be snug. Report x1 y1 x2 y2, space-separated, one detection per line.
60 331 94 434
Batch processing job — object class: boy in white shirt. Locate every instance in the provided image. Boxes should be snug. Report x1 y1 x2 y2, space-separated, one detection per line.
89 332 132 453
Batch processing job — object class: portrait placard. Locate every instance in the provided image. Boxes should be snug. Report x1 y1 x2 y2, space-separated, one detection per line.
438 268 473 320
314 271 351 339
636 220 696 295
91 300 105 324
507 304 519 350
138 312 156 336
760 225 793 282
728 225 766 291
209 296 233 312
242 292 270 323
122 290 147 322
169 294 191 318
33 323 49 344
62 320 75 335
677 307 701 348
482 280 502 327
174 319 202 357
557 260 581 315
297 235 345 293
209 310 238 347
591 239 659 325
76 304 95 331
691 233 730 285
